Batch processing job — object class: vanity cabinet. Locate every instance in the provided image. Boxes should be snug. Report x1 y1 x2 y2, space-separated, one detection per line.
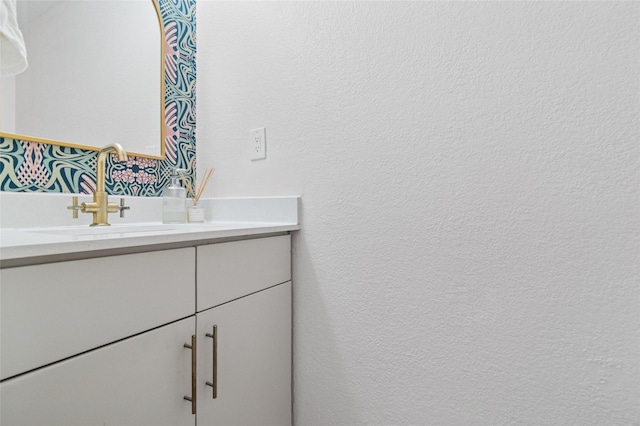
0 234 292 426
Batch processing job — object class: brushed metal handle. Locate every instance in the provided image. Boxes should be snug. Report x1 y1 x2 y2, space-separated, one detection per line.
118 198 130 218
205 325 217 399
183 335 197 414
67 196 81 219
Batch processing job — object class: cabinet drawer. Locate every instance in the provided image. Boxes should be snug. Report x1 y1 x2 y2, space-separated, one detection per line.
0 248 195 380
197 235 290 311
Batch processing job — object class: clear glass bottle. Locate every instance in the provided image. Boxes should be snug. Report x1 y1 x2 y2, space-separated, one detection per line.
162 169 186 223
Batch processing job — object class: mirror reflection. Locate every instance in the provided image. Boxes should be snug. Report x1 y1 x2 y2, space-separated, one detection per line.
0 0 162 158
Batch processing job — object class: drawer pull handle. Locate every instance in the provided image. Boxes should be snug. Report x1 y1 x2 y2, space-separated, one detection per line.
183 335 197 414
205 325 217 399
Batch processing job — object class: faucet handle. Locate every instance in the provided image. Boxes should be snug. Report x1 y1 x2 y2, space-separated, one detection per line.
67 196 82 219
118 198 130 218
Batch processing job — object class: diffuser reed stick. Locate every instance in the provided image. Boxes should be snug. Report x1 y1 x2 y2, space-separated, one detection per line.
180 168 215 206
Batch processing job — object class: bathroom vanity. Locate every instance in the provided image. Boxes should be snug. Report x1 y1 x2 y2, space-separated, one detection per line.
0 194 299 426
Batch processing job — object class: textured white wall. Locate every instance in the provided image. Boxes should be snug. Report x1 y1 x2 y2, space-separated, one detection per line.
197 2 639 424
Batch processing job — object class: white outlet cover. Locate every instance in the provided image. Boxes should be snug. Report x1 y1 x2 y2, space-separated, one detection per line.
250 128 266 161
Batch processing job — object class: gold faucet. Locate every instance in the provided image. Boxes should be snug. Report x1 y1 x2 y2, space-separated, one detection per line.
80 143 129 226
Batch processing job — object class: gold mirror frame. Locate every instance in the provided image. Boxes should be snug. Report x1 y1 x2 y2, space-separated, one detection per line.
0 0 166 161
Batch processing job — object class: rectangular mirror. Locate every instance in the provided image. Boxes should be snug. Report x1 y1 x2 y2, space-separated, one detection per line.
0 0 164 159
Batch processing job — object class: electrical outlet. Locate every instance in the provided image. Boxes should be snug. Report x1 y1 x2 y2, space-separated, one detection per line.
250 128 266 161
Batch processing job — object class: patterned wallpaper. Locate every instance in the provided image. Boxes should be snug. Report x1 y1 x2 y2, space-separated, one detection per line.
0 0 196 197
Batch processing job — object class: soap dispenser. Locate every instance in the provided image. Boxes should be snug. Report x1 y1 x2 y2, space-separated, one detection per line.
162 168 187 223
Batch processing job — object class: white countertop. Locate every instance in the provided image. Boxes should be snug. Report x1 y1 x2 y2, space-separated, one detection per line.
0 193 300 265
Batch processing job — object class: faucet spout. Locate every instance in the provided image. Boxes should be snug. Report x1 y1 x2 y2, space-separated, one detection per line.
96 143 128 193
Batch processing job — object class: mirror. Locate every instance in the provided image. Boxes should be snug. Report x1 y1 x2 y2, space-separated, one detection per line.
0 0 164 159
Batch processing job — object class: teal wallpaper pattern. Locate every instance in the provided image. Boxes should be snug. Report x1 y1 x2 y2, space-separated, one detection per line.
0 0 196 196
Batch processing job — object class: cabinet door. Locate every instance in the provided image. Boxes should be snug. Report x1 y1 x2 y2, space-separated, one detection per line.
196 282 292 426
0 317 196 426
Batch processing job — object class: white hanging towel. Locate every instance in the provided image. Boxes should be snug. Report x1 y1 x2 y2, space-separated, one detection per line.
0 0 28 76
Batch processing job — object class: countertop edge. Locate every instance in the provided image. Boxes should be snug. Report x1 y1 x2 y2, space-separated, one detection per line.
1 223 300 268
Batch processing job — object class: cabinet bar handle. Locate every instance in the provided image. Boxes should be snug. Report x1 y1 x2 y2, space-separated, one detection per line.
183 335 197 414
205 325 218 399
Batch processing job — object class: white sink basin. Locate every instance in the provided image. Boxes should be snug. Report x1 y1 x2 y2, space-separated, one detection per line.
29 224 179 237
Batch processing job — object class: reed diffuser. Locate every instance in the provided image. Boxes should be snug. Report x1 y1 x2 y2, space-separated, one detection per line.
180 168 214 223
